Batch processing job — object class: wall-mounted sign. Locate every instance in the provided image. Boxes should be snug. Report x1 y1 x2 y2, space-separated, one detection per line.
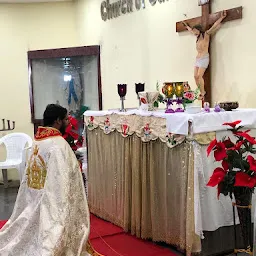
101 0 169 21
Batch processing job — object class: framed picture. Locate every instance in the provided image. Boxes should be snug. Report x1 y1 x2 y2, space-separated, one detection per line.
28 46 102 133
198 0 209 6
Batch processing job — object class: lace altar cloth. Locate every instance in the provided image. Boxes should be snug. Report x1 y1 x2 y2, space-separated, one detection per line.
84 109 186 148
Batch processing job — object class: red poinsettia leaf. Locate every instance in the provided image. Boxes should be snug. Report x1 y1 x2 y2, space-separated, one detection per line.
65 125 72 133
223 137 234 149
222 160 229 171
69 116 78 130
247 155 256 172
222 120 241 128
228 140 244 151
69 131 79 140
234 131 256 145
207 167 226 187
214 142 227 161
207 138 217 156
62 133 68 139
235 140 244 149
234 172 256 188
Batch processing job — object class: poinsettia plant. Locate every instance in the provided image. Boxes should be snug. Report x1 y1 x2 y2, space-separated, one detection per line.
63 115 84 151
207 120 256 198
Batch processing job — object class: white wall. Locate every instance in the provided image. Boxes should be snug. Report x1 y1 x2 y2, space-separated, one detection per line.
0 2 78 181
76 0 254 109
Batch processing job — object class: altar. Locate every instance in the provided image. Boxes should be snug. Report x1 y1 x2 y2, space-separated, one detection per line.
84 108 256 256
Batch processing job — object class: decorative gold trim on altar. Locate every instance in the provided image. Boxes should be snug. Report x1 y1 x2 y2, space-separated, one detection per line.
84 114 186 148
84 114 216 147
193 132 216 145
35 126 62 141
26 145 47 190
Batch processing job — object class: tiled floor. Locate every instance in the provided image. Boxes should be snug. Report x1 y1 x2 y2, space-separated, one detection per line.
0 186 18 220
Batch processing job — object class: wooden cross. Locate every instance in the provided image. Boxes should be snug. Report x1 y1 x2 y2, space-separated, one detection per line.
176 1 242 105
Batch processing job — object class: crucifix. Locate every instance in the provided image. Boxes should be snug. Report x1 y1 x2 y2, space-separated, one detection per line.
176 1 242 105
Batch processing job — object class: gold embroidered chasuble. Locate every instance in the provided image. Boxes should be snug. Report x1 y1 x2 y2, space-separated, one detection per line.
0 127 101 256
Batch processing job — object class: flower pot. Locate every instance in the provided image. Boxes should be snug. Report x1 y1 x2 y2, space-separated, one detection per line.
233 187 253 252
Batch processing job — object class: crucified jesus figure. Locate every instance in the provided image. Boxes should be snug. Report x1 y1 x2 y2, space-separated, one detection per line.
182 10 227 100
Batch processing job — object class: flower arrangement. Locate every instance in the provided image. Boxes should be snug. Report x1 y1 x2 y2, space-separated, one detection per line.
182 85 200 105
207 120 256 198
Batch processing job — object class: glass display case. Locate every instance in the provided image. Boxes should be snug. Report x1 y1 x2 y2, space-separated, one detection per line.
28 46 102 133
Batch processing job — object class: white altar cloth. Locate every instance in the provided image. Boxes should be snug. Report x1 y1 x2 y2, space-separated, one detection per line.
84 109 169 118
84 108 256 136
166 108 256 135
84 109 256 240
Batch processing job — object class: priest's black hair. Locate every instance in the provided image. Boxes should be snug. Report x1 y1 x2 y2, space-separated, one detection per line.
43 104 68 126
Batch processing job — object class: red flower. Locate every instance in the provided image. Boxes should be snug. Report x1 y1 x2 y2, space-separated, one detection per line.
183 91 195 101
207 167 226 187
247 155 256 172
222 120 241 128
222 160 229 171
69 116 78 130
207 139 228 161
234 131 256 144
223 137 234 149
234 172 256 188
207 138 217 156
90 116 94 122
76 136 84 148
63 115 79 140
228 140 244 151
214 142 227 161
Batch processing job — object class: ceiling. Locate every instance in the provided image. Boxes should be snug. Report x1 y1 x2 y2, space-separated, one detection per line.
0 0 71 3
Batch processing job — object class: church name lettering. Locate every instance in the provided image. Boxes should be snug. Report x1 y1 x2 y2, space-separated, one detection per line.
101 0 169 21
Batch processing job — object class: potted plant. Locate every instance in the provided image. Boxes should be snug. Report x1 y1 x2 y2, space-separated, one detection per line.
207 120 256 252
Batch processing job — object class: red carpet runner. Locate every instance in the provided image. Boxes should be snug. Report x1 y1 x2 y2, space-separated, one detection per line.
0 216 177 256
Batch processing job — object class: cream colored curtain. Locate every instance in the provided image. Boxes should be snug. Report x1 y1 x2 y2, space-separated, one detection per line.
87 128 200 255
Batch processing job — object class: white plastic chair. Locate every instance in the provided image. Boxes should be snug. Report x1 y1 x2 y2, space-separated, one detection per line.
0 133 33 188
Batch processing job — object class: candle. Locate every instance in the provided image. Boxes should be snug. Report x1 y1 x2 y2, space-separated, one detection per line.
163 83 174 98
175 82 184 98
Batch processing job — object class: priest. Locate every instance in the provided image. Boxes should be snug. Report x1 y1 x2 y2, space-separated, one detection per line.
0 104 100 256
